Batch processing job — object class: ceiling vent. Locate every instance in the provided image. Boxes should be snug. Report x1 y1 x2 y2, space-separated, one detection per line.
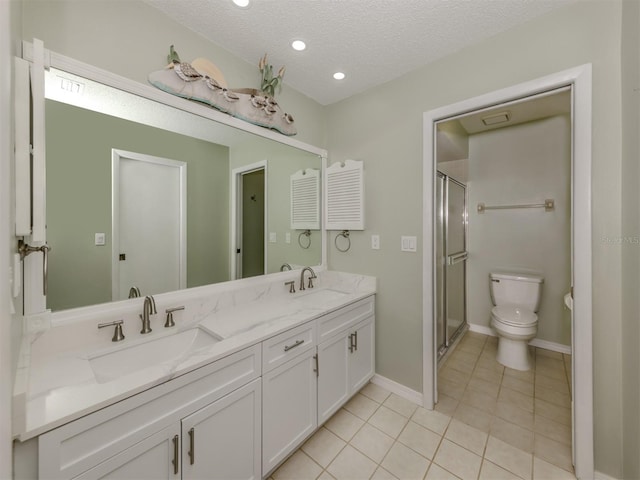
481 111 511 126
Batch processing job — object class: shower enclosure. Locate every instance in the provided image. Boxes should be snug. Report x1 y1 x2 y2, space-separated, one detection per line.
436 171 468 359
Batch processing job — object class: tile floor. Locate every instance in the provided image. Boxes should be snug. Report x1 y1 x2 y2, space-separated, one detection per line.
269 331 575 480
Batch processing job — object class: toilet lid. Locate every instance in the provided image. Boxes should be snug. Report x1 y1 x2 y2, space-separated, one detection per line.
492 305 537 327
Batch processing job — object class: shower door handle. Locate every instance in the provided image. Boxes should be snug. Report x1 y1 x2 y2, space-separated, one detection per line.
447 251 468 265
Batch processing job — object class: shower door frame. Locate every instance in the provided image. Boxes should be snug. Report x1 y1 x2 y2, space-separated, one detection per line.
422 65 593 479
436 172 468 359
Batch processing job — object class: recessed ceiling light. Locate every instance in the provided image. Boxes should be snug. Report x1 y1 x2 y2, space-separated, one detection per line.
333 72 345 80
232 0 250 7
291 40 306 51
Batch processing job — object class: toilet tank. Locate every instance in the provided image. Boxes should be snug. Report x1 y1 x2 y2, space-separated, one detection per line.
490 272 544 311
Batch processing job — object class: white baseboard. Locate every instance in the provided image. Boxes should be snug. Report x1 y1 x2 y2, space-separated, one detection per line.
594 470 620 480
468 324 495 337
370 374 423 407
467 323 571 355
529 338 571 355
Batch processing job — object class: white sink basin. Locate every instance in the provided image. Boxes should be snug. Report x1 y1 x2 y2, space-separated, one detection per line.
89 328 221 383
294 288 350 305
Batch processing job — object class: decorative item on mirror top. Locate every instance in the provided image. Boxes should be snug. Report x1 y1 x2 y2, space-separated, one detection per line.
149 46 296 136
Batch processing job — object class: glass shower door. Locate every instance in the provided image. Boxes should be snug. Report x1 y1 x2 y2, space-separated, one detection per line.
436 173 446 355
436 172 467 359
445 179 467 343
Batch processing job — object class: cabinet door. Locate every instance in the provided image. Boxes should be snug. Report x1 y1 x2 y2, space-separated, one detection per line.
348 317 375 393
181 379 261 480
317 333 350 425
73 425 180 480
262 349 317 475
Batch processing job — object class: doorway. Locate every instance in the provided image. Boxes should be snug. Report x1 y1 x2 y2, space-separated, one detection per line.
111 149 187 300
231 161 267 280
422 65 593 478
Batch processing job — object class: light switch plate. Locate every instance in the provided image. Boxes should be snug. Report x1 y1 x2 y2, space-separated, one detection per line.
285 232 291 244
401 235 417 252
95 233 106 246
269 232 277 243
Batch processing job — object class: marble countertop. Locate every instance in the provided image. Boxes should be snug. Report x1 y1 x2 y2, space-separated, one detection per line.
14 270 376 441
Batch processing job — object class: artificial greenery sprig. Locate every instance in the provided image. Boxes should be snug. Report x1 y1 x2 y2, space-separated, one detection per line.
259 53 285 97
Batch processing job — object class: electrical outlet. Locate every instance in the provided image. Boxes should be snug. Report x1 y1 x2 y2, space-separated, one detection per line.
371 234 380 250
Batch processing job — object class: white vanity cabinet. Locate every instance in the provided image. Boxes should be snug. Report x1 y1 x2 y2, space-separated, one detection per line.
262 295 375 475
180 379 261 480
261 322 318 474
37 345 261 480
73 380 261 480
317 297 375 424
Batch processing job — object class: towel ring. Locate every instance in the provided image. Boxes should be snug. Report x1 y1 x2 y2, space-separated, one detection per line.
334 230 351 252
298 230 311 249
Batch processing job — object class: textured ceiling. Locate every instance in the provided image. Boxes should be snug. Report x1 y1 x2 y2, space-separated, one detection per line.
146 0 577 106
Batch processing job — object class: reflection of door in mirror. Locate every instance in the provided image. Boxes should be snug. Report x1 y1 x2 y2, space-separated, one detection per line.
233 161 267 279
112 150 186 301
241 169 265 278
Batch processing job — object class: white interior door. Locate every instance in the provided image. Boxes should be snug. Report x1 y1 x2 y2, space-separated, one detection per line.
112 150 186 301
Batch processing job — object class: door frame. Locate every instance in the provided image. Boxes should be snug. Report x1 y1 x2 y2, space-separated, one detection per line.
230 161 268 280
111 149 187 300
422 64 593 478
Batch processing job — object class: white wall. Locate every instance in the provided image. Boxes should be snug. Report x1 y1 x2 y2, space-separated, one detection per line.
621 0 640 478
2 1 23 477
325 1 624 476
467 115 571 346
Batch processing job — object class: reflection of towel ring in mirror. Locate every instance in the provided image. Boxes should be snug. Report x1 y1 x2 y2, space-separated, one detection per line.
334 230 351 252
298 230 311 249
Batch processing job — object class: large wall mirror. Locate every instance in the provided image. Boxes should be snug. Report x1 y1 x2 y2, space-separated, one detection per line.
43 66 324 312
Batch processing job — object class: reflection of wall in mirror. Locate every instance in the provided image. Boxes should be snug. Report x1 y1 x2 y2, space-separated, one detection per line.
46 100 230 311
230 138 322 273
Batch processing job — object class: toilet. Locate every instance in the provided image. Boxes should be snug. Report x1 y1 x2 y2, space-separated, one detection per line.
489 272 544 371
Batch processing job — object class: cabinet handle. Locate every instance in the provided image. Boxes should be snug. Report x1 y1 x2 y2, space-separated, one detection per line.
349 333 355 353
354 330 358 352
284 339 305 352
172 435 179 475
313 354 319 377
188 427 195 465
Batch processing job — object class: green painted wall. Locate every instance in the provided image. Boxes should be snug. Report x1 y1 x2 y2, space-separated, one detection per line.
46 100 229 311
325 2 624 476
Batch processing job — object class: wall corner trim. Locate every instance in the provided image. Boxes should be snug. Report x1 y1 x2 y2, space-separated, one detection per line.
370 374 423 407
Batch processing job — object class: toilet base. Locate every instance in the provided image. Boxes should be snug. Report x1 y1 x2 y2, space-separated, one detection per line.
496 336 532 371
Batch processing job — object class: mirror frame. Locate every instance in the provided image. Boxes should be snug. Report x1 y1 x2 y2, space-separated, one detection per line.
21 41 328 317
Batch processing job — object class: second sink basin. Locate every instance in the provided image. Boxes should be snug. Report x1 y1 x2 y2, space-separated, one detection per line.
89 328 221 384
294 288 350 306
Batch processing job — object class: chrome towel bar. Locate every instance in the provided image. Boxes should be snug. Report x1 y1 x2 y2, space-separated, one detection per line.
477 199 554 214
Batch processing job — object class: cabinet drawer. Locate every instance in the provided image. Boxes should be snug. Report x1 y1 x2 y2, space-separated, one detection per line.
317 296 374 343
39 344 261 480
262 321 316 373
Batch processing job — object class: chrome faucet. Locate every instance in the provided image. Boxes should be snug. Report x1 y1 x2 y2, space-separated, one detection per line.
280 263 292 271
128 286 141 298
299 267 317 291
140 295 157 334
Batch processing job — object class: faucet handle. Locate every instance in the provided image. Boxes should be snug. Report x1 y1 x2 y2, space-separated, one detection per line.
98 320 125 342
285 281 296 293
165 306 185 328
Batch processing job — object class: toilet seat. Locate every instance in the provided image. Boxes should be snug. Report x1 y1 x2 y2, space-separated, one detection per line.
491 305 537 327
